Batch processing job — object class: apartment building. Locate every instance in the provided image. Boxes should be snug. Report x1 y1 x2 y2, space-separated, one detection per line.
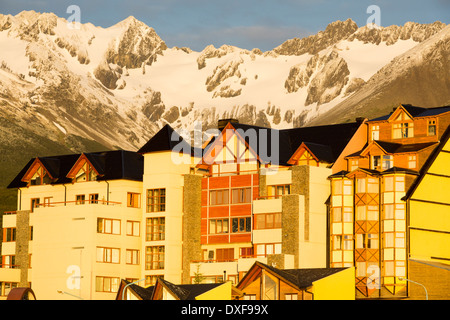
1 103 449 300
328 104 450 299
0 116 365 299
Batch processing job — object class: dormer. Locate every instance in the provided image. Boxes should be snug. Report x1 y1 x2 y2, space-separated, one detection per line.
21 158 56 186
287 142 333 167
198 122 260 176
66 153 101 182
389 106 414 139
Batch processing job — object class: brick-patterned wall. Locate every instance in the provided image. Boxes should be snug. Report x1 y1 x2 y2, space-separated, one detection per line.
15 210 31 287
281 194 300 269
182 174 203 284
290 166 309 241
408 260 450 300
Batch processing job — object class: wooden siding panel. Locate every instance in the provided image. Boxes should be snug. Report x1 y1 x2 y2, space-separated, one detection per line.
209 206 229 218
207 234 229 244
208 176 230 189
230 233 251 243
230 174 252 187
230 204 252 216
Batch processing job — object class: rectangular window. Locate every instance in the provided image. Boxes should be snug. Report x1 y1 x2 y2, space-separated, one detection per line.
285 293 298 300
31 198 40 212
357 178 366 193
209 218 229 234
231 217 251 233
1 255 15 268
408 155 417 169
89 193 99 204
3 228 16 242
97 218 121 235
333 180 343 195
372 155 381 170
146 189 166 212
356 206 366 220
145 275 163 286
240 247 254 258
332 207 342 222
393 122 413 139
367 205 379 221
126 249 140 265
76 194 85 205
96 247 120 263
356 233 379 249
146 217 165 241
371 125 380 141
428 120 436 136
0 282 18 297
367 178 379 194
95 276 120 293
209 189 229 205
254 213 282 229
216 248 234 262
145 246 165 270
267 185 290 198
382 155 393 170
126 221 140 236
255 243 282 257
231 187 252 204
127 192 141 208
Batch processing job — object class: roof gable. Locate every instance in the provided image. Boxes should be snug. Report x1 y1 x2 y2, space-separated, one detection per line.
8 150 143 189
21 158 56 184
66 153 102 181
237 261 347 292
198 122 261 168
138 124 194 155
288 142 334 165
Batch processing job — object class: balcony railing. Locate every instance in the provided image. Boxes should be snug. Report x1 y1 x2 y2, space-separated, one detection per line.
0 264 20 269
36 200 122 208
206 169 259 178
191 255 263 264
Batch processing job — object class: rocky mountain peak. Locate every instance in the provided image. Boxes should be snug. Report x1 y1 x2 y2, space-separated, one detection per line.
348 20 446 45
273 18 358 56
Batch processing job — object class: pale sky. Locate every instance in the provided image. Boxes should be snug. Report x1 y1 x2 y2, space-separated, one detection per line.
1 0 449 51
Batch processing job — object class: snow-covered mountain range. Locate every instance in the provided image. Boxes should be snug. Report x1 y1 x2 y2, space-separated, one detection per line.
0 10 449 163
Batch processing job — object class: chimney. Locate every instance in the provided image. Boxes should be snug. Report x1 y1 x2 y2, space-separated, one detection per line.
355 117 365 123
218 118 239 131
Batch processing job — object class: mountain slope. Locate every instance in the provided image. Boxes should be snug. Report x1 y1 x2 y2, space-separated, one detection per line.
0 11 448 199
308 24 450 125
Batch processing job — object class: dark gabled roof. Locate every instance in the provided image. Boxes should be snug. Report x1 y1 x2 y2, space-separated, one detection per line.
243 261 348 290
369 105 450 122
116 280 155 300
7 150 143 188
302 142 334 163
283 122 362 164
173 283 224 300
152 278 224 300
158 278 191 300
202 120 362 166
137 124 199 155
380 166 419 175
328 170 349 178
374 141 437 154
